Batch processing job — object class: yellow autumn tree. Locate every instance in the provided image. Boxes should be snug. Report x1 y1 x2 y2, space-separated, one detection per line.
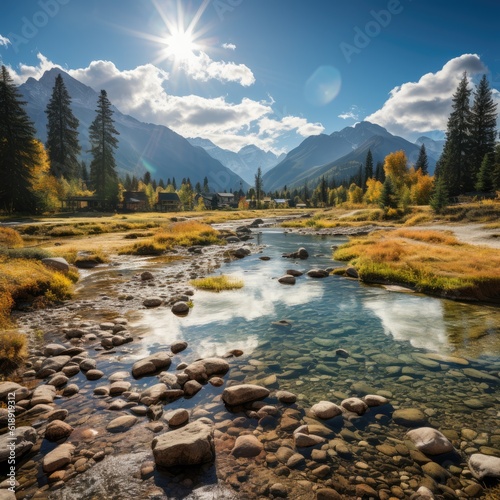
30 140 60 211
410 168 434 205
363 178 383 204
384 150 409 190
348 183 363 204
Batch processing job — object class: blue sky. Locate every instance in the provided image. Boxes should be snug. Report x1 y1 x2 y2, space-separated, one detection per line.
1 0 499 154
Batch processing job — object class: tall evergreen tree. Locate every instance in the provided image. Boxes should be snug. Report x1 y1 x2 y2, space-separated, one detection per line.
143 171 152 185
0 66 38 213
364 149 374 189
492 144 500 191
81 161 89 183
475 153 494 192
203 176 209 193
469 74 497 188
89 90 119 206
375 161 385 182
415 143 429 175
379 177 398 209
430 176 449 214
45 74 80 179
436 73 472 196
255 167 263 208
319 176 328 205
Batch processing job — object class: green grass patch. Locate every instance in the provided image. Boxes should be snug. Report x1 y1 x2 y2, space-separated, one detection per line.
190 275 244 292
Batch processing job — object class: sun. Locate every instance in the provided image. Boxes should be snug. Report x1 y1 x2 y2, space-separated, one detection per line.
164 28 198 62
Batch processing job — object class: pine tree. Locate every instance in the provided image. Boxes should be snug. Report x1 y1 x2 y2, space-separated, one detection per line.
89 90 119 207
430 176 449 214
415 143 429 175
475 153 493 192
375 161 385 182
469 75 497 188
364 149 374 189
255 167 263 208
492 144 500 191
45 74 81 179
379 177 398 209
81 161 89 183
143 171 152 185
0 66 39 213
436 73 472 196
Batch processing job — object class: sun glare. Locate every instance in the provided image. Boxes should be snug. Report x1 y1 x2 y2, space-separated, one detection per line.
164 29 197 61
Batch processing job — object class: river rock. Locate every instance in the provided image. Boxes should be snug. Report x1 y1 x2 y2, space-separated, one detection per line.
165 409 189 427
171 301 190 315
143 297 163 308
42 443 75 473
109 381 132 396
346 267 359 279
85 369 104 380
43 343 67 356
233 247 251 259
132 352 172 378
41 257 70 273
341 397 368 415
276 391 297 404
31 385 56 406
311 401 342 419
47 373 68 388
286 269 303 277
152 419 215 467
106 415 138 433
295 433 325 447
139 383 168 405
421 462 451 482
184 357 230 382
393 408 428 427
62 384 79 397
406 427 454 455
231 435 263 458
278 275 296 285
37 356 71 378
0 382 23 401
0 426 37 462
363 394 389 406
45 420 74 441
222 384 270 406
307 269 329 278
171 341 188 354
283 247 308 260
184 380 202 397
410 486 435 499
468 453 500 479
316 488 343 500
80 359 97 372
463 368 500 384
141 271 154 281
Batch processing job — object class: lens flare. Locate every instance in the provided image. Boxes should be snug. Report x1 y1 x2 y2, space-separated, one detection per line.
304 65 342 106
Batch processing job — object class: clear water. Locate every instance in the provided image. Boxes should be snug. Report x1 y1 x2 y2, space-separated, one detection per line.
10 229 500 499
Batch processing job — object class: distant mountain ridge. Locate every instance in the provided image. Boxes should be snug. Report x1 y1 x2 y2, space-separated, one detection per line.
263 121 438 191
187 137 284 184
19 68 249 192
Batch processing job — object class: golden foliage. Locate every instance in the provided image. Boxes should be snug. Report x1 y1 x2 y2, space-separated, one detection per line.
190 275 244 292
0 227 24 248
363 178 383 204
0 331 27 361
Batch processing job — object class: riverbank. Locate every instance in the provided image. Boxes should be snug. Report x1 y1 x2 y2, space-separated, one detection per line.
1 216 500 499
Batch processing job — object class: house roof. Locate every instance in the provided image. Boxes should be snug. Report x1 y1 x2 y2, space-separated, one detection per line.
217 193 234 198
123 191 148 202
158 192 181 202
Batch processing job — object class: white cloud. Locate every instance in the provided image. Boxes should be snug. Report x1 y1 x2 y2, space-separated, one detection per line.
0 34 11 46
339 105 361 121
365 54 492 139
222 43 236 50
177 51 255 86
8 53 323 153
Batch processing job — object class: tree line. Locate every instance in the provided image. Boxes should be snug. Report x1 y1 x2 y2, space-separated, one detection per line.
0 67 120 213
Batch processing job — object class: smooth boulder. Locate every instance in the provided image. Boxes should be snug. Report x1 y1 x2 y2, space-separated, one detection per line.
468 453 500 479
152 419 214 467
132 352 172 378
42 443 75 473
406 427 454 455
222 384 270 406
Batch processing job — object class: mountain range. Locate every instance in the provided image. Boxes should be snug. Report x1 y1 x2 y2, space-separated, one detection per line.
187 138 285 185
19 68 249 192
19 69 444 195
263 122 441 192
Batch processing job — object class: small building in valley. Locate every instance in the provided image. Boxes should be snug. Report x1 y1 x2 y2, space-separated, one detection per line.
157 192 181 212
122 191 148 211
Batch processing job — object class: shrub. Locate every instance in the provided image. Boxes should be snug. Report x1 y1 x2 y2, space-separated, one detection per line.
0 227 24 248
0 331 27 361
3 247 52 260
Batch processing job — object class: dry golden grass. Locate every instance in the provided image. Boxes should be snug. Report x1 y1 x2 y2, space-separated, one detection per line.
190 275 244 292
0 330 27 361
120 220 224 255
334 230 500 302
0 257 75 328
0 227 24 248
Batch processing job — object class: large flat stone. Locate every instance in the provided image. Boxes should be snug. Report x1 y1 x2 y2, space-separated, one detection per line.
222 384 270 406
